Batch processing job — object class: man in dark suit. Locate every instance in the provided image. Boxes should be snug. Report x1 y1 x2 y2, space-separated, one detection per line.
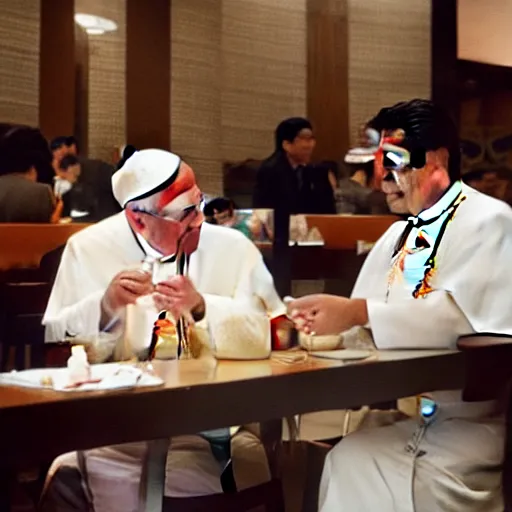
253 118 335 295
51 136 122 221
253 118 335 214
0 124 56 223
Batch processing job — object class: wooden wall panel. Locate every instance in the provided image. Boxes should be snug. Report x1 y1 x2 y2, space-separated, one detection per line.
432 0 458 124
348 0 431 146
307 0 349 163
221 0 307 164
126 0 170 152
0 0 41 127
76 0 126 161
74 25 89 155
39 0 75 138
170 0 222 193
170 0 307 196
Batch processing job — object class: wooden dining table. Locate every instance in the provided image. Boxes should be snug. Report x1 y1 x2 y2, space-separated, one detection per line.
0 349 467 469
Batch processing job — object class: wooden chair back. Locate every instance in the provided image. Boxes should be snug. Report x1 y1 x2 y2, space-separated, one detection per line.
304 214 399 250
457 335 512 511
0 223 89 270
163 479 284 511
0 269 52 371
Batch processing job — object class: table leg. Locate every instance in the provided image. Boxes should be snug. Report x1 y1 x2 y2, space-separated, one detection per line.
140 439 170 512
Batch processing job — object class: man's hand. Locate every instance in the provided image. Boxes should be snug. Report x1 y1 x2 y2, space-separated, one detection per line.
101 270 153 328
154 276 205 323
287 294 368 336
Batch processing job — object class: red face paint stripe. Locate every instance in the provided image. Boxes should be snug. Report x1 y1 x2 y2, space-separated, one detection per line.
158 164 196 210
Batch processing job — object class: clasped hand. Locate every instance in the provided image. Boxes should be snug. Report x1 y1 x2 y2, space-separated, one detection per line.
102 270 204 326
287 294 368 336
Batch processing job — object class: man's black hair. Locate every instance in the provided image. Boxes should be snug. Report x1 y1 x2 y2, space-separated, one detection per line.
0 124 52 177
203 197 234 217
50 136 68 151
65 136 79 152
274 117 312 152
345 160 375 181
368 99 461 183
59 154 79 171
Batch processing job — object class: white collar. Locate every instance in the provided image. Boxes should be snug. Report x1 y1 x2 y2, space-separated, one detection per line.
411 180 463 225
135 233 165 260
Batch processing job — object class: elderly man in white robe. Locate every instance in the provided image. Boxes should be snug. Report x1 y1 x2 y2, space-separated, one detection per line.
289 99 512 512
41 149 286 511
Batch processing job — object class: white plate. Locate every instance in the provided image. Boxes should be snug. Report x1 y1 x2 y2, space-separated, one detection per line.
310 349 372 360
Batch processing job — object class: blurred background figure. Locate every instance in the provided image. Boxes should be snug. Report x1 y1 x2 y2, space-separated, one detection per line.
0 124 59 223
54 155 93 221
54 154 81 198
253 117 335 214
203 197 236 226
51 134 121 221
461 164 510 201
333 153 389 215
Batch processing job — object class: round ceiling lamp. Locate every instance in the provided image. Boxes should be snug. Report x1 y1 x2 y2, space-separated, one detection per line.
74 13 118 36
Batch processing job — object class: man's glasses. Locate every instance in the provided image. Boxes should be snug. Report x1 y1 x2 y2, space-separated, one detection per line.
130 195 205 223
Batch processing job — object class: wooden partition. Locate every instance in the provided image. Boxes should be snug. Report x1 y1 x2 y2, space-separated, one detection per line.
305 215 399 249
0 223 90 270
264 214 400 296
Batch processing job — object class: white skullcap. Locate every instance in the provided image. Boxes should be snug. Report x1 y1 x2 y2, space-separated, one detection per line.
112 149 181 207
344 147 376 165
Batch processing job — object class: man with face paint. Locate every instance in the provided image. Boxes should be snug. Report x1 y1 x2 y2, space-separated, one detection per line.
289 100 512 511
42 149 286 511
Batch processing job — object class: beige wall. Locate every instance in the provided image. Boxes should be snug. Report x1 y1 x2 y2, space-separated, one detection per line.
347 0 431 145
0 0 40 126
171 0 307 195
75 0 126 162
458 0 512 67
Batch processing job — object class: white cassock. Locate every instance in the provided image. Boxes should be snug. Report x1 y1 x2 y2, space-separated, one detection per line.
42 212 285 512
320 181 512 512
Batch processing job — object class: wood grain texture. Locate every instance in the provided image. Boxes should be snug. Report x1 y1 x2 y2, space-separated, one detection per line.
0 0 40 127
347 0 431 145
126 0 171 152
170 0 307 195
432 0 458 123
0 350 465 466
221 0 307 163
75 0 126 162
170 0 222 194
307 0 349 162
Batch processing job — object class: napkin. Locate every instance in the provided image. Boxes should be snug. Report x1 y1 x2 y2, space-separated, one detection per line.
0 363 163 392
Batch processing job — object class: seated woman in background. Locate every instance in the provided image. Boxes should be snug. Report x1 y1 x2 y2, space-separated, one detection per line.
203 196 236 225
330 153 390 215
0 123 61 223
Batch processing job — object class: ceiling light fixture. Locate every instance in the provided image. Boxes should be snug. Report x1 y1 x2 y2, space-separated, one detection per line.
74 13 118 36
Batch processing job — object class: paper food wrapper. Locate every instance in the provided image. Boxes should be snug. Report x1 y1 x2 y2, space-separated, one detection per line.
125 295 160 355
208 307 271 360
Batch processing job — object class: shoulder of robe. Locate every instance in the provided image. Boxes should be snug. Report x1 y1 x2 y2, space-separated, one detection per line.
457 188 512 234
66 212 130 251
380 219 408 242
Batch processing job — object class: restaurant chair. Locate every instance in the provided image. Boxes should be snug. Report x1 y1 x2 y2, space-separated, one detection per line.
141 420 285 512
456 334 512 511
0 269 51 371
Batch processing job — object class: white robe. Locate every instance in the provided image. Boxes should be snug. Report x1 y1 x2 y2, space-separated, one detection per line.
320 183 512 512
44 212 285 343
42 213 285 511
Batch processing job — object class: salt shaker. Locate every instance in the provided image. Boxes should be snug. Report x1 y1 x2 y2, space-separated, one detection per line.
67 345 91 384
